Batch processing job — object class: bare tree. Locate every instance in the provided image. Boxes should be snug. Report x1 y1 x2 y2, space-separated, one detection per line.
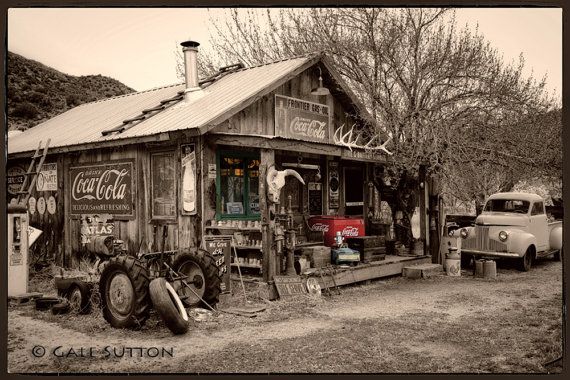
187 8 559 232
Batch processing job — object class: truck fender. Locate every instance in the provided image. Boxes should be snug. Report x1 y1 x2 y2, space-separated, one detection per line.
507 230 537 257
549 224 563 250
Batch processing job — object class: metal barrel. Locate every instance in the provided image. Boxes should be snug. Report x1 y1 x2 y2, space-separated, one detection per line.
475 259 485 277
483 260 497 279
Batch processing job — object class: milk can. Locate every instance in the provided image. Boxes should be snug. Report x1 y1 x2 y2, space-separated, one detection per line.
445 247 461 276
483 260 497 279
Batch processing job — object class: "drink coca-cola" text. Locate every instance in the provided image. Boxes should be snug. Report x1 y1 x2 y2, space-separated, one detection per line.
290 117 327 140
72 169 129 201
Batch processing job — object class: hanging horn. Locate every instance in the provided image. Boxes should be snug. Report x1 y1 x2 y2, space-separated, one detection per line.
284 169 305 185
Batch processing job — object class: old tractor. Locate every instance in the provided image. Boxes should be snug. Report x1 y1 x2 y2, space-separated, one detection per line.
76 220 221 335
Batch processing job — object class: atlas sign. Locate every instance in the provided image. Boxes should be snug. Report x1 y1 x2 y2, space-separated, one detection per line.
69 160 134 217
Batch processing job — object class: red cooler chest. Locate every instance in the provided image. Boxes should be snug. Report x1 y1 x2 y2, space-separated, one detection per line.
308 216 365 247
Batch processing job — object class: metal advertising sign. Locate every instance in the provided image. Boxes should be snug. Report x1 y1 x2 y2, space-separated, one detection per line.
36 163 58 192
7 166 26 196
275 95 331 143
203 235 232 293
273 276 308 298
69 159 135 217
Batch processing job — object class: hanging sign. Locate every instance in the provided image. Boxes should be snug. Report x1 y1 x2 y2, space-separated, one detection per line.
208 163 217 179
47 195 57 215
203 235 232 293
275 95 331 143
308 182 323 215
328 161 340 209
7 166 26 195
28 197 37 214
37 196 46 215
69 159 135 217
181 144 197 215
36 163 58 192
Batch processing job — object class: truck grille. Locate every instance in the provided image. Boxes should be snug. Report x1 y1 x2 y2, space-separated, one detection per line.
461 226 508 252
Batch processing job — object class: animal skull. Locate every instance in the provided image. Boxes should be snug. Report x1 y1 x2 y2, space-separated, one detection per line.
266 165 305 204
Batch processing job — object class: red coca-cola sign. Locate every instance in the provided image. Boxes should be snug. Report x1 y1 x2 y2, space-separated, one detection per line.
69 159 135 217
275 95 330 143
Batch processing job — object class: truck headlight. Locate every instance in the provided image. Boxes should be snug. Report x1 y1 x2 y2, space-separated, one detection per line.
460 228 469 239
499 231 508 242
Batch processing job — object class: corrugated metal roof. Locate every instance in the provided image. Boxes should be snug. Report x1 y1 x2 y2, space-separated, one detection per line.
8 55 318 154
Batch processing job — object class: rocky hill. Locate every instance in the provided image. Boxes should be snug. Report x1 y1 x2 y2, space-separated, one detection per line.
6 51 135 131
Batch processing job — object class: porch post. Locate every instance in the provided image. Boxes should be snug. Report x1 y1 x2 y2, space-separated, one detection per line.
260 149 276 282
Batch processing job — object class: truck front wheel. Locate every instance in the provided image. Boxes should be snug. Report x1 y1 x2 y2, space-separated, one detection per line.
518 247 534 272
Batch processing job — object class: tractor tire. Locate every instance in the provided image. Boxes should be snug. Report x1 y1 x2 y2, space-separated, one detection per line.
172 248 222 308
35 296 62 311
66 282 92 315
99 255 151 329
149 278 189 335
51 300 71 315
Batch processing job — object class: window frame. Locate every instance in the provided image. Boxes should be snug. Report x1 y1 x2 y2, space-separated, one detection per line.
531 201 545 216
150 150 178 220
215 150 261 221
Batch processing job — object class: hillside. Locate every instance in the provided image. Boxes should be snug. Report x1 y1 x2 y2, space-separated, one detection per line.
6 51 135 131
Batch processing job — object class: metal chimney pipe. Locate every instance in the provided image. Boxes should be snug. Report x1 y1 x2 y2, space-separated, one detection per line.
180 40 200 93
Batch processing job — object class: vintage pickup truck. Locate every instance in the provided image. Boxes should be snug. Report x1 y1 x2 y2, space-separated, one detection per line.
450 192 563 271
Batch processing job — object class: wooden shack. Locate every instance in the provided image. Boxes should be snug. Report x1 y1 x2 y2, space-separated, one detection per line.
7 41 434 287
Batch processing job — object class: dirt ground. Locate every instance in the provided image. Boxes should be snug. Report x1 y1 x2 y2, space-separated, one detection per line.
7 258 563 374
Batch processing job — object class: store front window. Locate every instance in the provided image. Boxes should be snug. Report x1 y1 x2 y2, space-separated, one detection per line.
151 151 177 219
217 151 260 219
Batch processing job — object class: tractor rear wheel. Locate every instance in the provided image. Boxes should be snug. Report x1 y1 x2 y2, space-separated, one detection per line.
172 248 222 308
99 255 151 329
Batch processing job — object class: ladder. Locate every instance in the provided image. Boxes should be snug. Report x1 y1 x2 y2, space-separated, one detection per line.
16 139 51 206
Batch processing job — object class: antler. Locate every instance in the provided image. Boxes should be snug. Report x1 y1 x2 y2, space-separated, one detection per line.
333 124 393 155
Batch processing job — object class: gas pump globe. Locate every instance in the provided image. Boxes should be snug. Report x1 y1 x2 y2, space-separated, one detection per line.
8 204 30 297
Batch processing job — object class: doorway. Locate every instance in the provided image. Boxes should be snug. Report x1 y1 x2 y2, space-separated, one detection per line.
344 166 364 216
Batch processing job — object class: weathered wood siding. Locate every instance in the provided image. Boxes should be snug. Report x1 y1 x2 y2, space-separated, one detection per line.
211 66 359 138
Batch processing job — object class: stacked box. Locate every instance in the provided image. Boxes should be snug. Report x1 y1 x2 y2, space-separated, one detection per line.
299 246 331 268
346 236 386 263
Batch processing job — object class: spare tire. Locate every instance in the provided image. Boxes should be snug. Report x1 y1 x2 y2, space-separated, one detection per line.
52 300 71 315
35 296 61 311
172 249 222 308
99 255 151 329
149 278 189 335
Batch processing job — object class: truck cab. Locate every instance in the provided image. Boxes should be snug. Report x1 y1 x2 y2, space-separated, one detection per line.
451 192 563 271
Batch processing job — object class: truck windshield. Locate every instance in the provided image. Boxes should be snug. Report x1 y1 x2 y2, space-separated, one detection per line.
483 199 530 214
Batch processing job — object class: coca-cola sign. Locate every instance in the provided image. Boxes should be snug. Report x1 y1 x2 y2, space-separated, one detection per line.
275 95 331 143
69 159 135 217
309 223 330 233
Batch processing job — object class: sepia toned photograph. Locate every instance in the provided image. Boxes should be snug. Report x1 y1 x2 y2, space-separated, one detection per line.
4 6 563 374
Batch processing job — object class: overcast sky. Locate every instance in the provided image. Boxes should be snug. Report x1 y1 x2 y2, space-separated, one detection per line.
7 7 562 98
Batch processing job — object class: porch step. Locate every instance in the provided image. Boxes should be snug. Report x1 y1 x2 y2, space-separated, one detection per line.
402 263 443 279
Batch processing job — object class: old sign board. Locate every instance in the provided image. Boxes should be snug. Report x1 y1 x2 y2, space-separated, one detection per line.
36 163 58 192
203 235 232 293
273 276 308 298
275 94 331 144
69 159 135 217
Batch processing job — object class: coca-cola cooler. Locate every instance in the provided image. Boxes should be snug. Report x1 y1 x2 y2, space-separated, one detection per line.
308 215 365 247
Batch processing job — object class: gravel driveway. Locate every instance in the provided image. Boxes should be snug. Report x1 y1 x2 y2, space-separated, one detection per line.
7 258 563 374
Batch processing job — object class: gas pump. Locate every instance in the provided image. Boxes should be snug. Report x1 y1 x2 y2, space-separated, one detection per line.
8 204 30 297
